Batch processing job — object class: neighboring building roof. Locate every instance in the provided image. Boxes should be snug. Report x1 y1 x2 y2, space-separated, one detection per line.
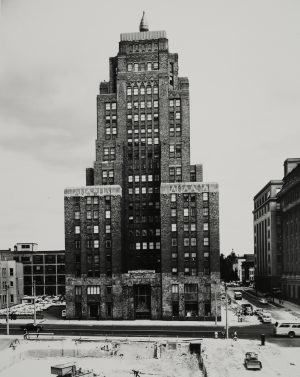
253 180 283 200
120 30 167 42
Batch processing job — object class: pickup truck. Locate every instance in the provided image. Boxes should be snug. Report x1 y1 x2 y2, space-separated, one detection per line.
244 352 262 370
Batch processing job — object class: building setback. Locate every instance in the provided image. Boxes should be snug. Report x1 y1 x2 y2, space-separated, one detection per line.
277 159 300 303
13 243 65 296
253 181 283 292
65 15 220 320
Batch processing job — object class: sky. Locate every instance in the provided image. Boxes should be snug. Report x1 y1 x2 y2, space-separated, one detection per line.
0 0 299 254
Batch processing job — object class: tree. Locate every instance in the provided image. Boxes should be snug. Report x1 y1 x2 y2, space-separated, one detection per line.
220 252 239 282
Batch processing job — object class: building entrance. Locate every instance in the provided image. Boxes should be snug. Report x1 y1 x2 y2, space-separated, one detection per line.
134 285 151 319
89 303 99 319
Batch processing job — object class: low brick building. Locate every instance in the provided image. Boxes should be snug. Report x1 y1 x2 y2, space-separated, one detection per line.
65 14 220 320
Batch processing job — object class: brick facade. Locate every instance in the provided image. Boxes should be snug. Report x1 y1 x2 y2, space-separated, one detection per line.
65 19 220 320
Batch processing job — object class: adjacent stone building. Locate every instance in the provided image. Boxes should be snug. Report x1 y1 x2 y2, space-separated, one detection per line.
277 159 300 303
65 14 220 320
253 181 283 292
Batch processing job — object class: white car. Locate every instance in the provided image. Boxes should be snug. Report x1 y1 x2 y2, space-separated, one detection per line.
258 298 268 305
261 312 272 323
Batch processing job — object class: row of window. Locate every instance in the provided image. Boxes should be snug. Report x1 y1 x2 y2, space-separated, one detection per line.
23 265 65 274
77 284 200 297
128 174 154 183
170 192 209 202
170 144 182 158
105 102 116 111
125 42 159 53
128 125 159 133
128 137 160 147
127 62 159 72
104 98 180 111
128 100 158 109
135 242 161 250
169 112 181 120
75 223 111 236
127 86 158 96
0 294 14 304
171 267 197 276
0 268 14 277
102 170 114 180
15 255 65 264
105 114 117 123
169 99 181 107
86 239 112 249
173 252 198 262
170 125 182 137
128 187 158 195
129 229 160 237
128 216 160 226
103 147 116 161
127 113 159 121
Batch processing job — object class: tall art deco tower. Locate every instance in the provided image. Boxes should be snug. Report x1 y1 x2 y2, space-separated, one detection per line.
64 13 220 320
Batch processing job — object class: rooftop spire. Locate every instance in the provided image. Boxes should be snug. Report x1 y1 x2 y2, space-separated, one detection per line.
139 11 149 32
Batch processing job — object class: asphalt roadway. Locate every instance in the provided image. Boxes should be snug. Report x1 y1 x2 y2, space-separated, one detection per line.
0 321 278 339
1 322 300 348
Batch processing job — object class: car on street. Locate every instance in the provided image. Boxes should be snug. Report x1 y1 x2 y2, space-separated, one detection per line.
234 291 243 300
261 312 272 323
258 297 268 305
274 321 300 338
244 352 262 370
20 323 43 332
241 303 253 315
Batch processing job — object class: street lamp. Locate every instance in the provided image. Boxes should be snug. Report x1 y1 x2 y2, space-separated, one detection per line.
214 281 218 326
225 283 229 339
33 280 36 326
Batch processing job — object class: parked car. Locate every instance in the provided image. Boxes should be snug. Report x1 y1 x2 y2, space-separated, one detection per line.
258 298 268 305
20 323 43 332
274 321 300 338
254 308 264 316
244 352 262 370
241 304 253 315
234 291 243 300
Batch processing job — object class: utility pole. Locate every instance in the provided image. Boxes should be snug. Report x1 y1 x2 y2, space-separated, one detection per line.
214 281 218 326
225 283 228 339
33 280 36 326
5 284 9 335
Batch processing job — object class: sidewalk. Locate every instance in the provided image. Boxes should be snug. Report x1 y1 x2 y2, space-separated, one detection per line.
245 288 300 320
0 304 258 328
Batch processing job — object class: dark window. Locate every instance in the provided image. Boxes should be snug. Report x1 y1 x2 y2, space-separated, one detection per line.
45 265 56 274
33 255 44 264
23 265 32 275
45 255 56 264
33 265 43 274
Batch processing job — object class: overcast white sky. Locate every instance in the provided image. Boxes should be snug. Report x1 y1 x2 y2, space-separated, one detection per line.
0 0 299 254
